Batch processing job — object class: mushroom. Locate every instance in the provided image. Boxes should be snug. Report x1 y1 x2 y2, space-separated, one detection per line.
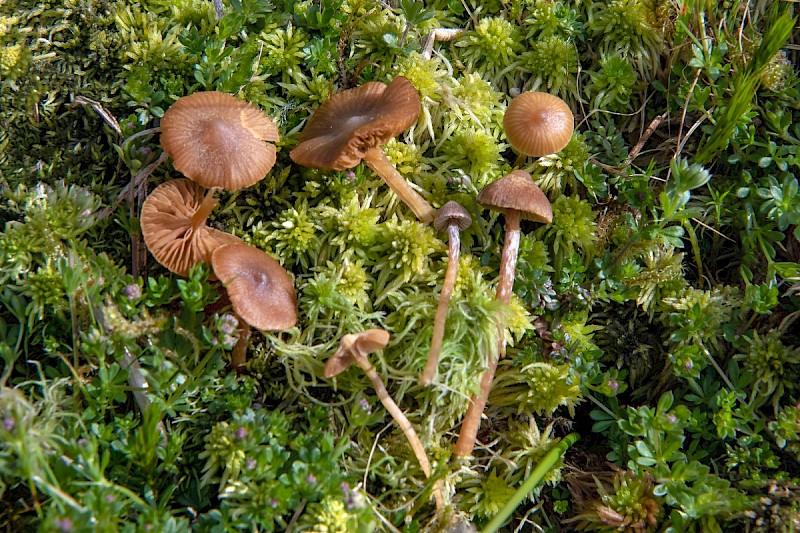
420 201 472 386
158 91 280 234
290 77 436 224
141 178 241 277
325 329 444 513
211 242 298 369
454 170 552 457
160 91 280 191
503 91 574 164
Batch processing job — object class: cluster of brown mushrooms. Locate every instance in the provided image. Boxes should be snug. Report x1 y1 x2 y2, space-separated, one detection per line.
140 78 573 513
140 91 297 369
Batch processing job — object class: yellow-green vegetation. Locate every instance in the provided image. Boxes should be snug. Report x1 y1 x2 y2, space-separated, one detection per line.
1 0 799 531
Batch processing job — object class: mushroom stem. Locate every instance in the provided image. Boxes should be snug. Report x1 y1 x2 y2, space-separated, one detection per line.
454 211 521 457
355 353 445 513
420 224 461 385
191 188 220 230
363 147 436 224
231 319 252 372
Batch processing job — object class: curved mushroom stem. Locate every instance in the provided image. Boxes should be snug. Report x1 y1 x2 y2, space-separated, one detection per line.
362 147 436 224
454 210 521 457
191 187 220 230
420 224 461 385
231 319 251 372
355 353 445 514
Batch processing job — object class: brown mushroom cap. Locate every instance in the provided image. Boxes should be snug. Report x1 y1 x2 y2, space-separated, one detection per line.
160 91 279 190
141 178 242 276
477 170 553 223
433 201 472 232
324 328 390 378
503 92 574 157
289 77 421 170
211 243 297 331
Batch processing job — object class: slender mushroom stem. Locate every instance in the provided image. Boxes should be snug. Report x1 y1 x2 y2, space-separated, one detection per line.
454 210 521 457
354 353 445 513
420 223 461 385
191 188 220 230
231 319 251 372
362 147 436 224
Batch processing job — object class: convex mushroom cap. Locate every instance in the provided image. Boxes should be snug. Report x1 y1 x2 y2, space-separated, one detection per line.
289 78 420 170
211 243 297 331
141 178 241 276
160 91 279 190
433 201 472 232
503 91 574 157
477 170 553 223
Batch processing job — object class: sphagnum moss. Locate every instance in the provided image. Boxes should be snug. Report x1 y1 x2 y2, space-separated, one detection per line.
2 0 800 530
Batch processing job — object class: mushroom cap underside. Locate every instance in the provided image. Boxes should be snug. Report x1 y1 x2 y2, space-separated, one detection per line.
324 329 391 378
289 77 421 171
141 178 241 276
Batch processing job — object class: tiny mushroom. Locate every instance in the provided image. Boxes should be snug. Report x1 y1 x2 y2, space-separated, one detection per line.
160 91 280 191
211 242 298 369
141 178 241 277
420 201 472 386
503 91 574 161
290 77 436 224
325 329 444 514
454 170 552 457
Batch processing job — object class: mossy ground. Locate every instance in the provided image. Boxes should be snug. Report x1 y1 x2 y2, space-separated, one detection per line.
1 0 799 531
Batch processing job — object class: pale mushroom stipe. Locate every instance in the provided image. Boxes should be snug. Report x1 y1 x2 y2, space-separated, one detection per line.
455 170 553 457
420 201 472 385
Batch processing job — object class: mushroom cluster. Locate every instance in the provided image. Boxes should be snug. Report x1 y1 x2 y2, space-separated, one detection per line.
137 81 574 517
140 91 297 369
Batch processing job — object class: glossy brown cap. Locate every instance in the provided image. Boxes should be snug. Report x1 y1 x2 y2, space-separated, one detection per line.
477 170 553 223
289 77 420 170
433 201 472 232
141 179 242 276
503 92 574 157
211 243 297 331
324 328 391 378
160 91 279 190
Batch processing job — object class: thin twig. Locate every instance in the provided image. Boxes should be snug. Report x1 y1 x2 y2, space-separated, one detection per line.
674 69 702 160
99 151 167 219
626 111 670 166
71 96 122 137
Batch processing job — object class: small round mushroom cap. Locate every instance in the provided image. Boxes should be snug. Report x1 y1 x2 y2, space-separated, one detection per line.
503 92 574 157
477 170 553 223
289 77 420 170
433 201 472 232
324 329 391 378
141 178 242 276
211 243 298 331
160 91 279 190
